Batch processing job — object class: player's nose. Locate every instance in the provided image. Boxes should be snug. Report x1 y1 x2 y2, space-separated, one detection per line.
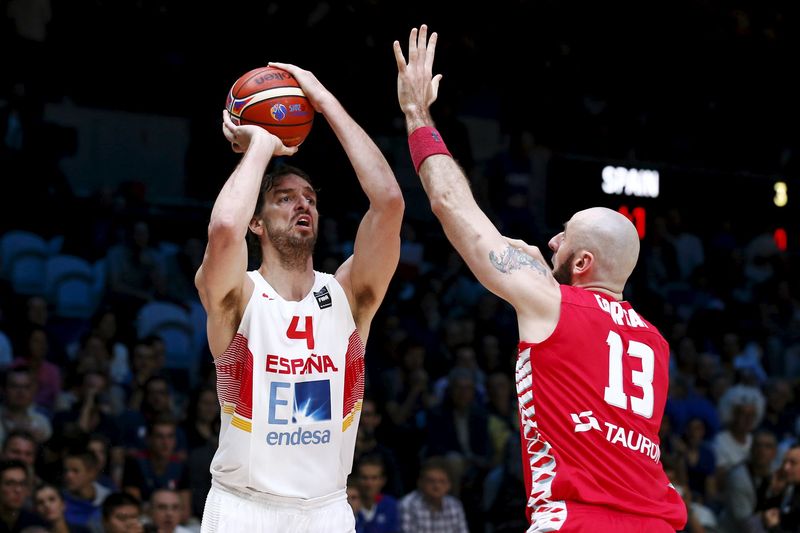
548 232 563 252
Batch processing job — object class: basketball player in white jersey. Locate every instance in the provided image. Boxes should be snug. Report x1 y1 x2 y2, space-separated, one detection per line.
196 62 404 532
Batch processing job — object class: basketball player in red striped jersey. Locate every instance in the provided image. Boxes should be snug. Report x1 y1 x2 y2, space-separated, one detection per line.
196 63 403 532
393 26 687 532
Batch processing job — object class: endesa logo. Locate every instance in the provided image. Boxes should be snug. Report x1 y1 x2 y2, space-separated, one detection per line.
267 379 331 446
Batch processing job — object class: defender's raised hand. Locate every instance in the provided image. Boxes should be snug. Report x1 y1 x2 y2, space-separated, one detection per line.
393 25 442 130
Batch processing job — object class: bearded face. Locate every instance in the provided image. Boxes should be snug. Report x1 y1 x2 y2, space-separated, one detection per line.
552 251 574 285
264 215 317 269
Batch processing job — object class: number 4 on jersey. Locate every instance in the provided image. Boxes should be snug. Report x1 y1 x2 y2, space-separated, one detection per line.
287 316 314 350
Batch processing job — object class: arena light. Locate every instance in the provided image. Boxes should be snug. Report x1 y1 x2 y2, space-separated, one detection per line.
774 181 788 207
774 228 787 251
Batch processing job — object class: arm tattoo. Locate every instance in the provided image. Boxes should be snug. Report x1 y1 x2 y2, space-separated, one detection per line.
489 246 548 275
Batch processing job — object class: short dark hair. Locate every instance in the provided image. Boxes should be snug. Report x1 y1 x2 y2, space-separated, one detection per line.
33 482 62 501
0 459 28 479
253 164 316 218
63 449 99 471
357 454 386 476
418 457 451 481
247 164 317 265
2 429 37 451
102 492 141 520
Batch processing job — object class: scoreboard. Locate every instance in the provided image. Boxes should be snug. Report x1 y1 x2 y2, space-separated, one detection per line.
546 156 796 249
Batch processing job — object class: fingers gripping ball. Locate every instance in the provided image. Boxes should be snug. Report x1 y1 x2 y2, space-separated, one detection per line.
226 66 314 147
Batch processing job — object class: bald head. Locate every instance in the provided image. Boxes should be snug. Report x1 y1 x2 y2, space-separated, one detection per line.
566 207 640 292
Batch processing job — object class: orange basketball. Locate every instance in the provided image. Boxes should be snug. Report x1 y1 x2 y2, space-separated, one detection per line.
226 66 314 147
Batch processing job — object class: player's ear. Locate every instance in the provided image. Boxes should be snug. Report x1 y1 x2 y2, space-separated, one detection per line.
573 250 593 275
248 217 264 236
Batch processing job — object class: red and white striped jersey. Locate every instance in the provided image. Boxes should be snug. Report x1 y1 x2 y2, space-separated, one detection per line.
211 270 365 499
516 285 686 531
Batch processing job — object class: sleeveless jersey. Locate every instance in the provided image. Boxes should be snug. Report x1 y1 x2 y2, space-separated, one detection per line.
210 270 365 499
516 285 686 530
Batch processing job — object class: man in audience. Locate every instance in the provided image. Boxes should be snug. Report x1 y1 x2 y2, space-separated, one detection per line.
355 455 399 533
122 417 185 504
61 449 111 530
0 367 51 444
399 458 468 533
148 488 192 533
100 492 144 533
0 459 48 532
719 429 782 531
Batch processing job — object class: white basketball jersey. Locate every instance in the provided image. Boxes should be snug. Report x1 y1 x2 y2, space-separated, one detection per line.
210 270 365 499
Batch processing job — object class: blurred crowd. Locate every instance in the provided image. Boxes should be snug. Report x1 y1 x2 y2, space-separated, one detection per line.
1 1 799 532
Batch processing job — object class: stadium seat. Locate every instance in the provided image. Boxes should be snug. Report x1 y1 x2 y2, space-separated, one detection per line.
45 254 99 319
136 301 197 383
0 230 50 295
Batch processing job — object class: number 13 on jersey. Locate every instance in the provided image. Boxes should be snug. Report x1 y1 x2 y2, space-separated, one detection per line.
603 331 654 418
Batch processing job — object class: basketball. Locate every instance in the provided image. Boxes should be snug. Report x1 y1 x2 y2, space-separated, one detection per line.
226 66 314 147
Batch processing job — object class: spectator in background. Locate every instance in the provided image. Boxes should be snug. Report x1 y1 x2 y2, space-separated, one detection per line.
664 209 705 282
67 332 119 414
682 417 717 504
176 439 212 526
125 338 165 413
354 397 403 497
718 429 781 532
162 237 204 306
714 384 765 476
1 430 39 490
100 492 143 533
118 376 183 453
346 476 362 528
354 455 399 533
484 126 550 242
0 459 48 532
762 443 800 532
50 370 122 461
484 372 517 467
482 437 527 533
12 326 61 411
381 339 436 491
180 386 218 452
86 434 118 492
87 309 131 388
0 366 51 444
424 368 492 497
432 344 486 405
148 488 192 533
399 458 468 533
14 296 68 368
105 220 166 338
60 449 110 530
122 417 185 504
662 454 719 533
33 483 91 533
759 378 796 444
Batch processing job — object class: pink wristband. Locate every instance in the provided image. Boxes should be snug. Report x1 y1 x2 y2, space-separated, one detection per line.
408 126 452 173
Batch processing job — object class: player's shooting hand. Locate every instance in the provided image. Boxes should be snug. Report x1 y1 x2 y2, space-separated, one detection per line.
268 62 334 113
222 110 297 156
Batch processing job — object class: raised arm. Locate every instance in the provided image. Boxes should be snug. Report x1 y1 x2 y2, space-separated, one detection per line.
195 111 296 356
270 62 404 334
393 26 559 326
